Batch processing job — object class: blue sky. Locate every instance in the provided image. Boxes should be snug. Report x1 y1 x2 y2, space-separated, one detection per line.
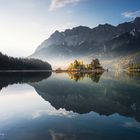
0 0 140 57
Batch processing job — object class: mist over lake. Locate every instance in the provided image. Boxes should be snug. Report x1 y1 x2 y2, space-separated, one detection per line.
1 0 140 139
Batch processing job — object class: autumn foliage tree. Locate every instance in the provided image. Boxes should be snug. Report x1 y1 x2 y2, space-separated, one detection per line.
68 59 103 71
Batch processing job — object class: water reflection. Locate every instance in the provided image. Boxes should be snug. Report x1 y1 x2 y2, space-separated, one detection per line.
0 71 140 140
0 71 140 123
30 72 140 122
67 71 103 82
0 72 51 90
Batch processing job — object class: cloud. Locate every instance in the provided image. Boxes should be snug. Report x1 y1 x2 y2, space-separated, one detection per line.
122 10 140 18
123 121 140 129
49 0 80 11
49 130 77 140
32 108 77 119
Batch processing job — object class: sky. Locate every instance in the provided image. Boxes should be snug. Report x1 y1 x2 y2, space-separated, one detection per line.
0 0 140 57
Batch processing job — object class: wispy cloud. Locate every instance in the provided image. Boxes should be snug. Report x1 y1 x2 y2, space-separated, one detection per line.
32 108 77 119
49 130 77 140
49 0 80 11
122 10 140 18
123 121 140 129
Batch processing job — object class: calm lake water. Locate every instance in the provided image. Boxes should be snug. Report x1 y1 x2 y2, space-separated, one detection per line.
0 71 140 140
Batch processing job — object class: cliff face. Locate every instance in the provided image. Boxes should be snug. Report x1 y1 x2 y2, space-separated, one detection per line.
30 17 140 68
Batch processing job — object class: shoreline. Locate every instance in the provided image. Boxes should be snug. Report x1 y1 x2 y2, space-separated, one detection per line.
0 70 52 72
0 69 106 73
54 69 105 73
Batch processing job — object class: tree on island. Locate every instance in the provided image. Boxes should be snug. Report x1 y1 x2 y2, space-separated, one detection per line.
68 60 86 71
88 59 103 70
68 59 103 71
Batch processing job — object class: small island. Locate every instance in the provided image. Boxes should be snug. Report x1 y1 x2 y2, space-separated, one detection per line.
55 58 104 72
68 58 104 71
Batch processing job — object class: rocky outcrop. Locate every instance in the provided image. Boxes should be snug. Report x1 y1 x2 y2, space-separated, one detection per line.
30 17 140 68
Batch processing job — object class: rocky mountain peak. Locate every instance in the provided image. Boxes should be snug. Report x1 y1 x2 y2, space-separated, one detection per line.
50 30 64 38
97 23 115 28
133 17 140 29
134 17 140 23
31 17 140 63
63 26 91 36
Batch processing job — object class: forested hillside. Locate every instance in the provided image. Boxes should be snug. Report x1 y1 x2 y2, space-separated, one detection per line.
0 52 52 70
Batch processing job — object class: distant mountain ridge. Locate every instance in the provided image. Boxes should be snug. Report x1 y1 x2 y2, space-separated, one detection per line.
30 17 140 68
105 30 140 56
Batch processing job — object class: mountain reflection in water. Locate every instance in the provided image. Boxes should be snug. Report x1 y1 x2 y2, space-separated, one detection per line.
0 71 140 122
0 71 140 140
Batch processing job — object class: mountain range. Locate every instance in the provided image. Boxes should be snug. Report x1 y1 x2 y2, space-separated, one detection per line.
30 17 140 69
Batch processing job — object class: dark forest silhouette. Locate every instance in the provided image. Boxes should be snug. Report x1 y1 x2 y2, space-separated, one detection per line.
0 52 52 70
0 72 51 90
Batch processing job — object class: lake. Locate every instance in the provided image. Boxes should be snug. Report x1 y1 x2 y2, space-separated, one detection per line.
0 71 140 140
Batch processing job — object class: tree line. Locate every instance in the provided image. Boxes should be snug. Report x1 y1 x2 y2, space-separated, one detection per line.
0 52 52 70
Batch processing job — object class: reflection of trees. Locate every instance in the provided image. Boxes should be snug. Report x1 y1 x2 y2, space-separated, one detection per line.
68 72 85 82
31 72 140 122
0 72 51 91
67 72 103 82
